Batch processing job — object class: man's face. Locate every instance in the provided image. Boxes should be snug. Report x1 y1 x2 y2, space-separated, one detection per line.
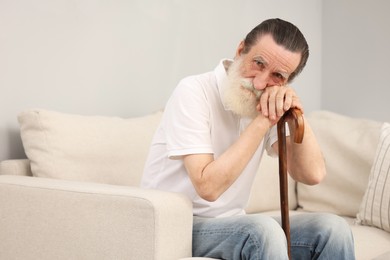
238 34 301 90
222 34 301 118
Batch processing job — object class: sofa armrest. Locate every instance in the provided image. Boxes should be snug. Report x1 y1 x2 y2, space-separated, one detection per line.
0 175 193 260
0 159 32 176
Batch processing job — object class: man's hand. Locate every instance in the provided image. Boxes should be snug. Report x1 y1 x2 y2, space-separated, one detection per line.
257 85 303 123
258 85 326 186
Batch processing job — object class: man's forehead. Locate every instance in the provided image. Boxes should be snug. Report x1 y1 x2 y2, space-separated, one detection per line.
254 39 300 71
252 55 291 78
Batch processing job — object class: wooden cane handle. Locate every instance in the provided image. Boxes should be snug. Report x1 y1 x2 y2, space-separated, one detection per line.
285 108 305 144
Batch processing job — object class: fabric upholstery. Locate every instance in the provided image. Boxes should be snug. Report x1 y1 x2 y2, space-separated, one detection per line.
18 109 162 186
297 111 382 217
357 123 390 232
0 175 193 260
245 153 297 213
373 251 390 260
348 217 390 259
0 159 32 176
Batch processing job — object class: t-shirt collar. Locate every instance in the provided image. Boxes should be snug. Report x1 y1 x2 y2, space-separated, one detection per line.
215 59 233 111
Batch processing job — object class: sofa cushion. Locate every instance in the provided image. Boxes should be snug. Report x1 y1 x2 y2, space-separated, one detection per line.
357 122 390 232
297 111 382 217
344 217 390 260
245 153 297 213
18 109 162 186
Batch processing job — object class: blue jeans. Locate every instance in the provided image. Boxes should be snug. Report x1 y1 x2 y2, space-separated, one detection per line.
192 213 355 260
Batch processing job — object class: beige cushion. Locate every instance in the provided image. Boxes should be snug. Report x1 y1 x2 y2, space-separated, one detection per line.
373 251 390 260
357 123 390 232
18 109 162 186
297 111 382 217
245 152 297 213
345 217 390 260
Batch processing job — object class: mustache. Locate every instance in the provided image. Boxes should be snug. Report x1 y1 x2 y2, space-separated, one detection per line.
241 79 263 99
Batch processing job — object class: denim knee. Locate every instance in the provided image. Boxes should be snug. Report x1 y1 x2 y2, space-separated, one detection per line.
241 214 287 242
310 213 353 239
192 214 289 260
238 214 288 259
317 213 354 243
289 213 355 260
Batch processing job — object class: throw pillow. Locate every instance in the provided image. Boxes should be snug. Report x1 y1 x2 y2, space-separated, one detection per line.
357 122 390 232
18 109 162 186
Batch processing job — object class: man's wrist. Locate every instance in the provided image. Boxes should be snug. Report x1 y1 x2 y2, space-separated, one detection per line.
254 114 273 129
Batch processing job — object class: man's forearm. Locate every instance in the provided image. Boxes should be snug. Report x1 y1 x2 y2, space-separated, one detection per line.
184 115 271 201
286 120 326 185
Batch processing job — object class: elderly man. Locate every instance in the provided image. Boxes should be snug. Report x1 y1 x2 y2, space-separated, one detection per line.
141 18 355 259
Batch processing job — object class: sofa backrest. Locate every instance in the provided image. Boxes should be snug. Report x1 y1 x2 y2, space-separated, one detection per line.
298 111 382 217
13 108 294 213
14 109 383 217
17 109 163 186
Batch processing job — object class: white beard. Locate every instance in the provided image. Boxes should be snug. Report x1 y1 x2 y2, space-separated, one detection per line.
221 59 263 118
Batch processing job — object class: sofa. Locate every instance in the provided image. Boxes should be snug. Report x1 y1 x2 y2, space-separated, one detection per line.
0 108 389 260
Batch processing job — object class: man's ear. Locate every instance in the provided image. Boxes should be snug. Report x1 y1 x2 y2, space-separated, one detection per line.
235 40 245 58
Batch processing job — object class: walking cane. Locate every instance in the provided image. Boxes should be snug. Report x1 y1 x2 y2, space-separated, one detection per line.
277 108 305 260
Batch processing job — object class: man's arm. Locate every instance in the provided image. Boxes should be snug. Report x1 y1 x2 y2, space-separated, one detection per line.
262 85 326 185
184 84 325 202
183 115 271 202
273 118 326 185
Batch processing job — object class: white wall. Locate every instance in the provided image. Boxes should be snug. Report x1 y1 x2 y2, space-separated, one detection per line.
0 0 322 160
322 0 390 122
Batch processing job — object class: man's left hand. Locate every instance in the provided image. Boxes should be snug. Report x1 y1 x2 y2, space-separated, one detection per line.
258 85 303 121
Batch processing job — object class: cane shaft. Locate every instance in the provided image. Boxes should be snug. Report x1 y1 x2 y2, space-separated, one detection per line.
277 120 291 259
277 108 305 260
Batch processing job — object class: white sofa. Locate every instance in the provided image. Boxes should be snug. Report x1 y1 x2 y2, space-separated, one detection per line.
0 109 389 260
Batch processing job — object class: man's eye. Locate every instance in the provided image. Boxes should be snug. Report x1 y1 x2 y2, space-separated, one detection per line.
273 73 285 81
275 73 283 79
254 60 264 68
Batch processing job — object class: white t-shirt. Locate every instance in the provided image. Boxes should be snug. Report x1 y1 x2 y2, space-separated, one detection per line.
141 59 278 218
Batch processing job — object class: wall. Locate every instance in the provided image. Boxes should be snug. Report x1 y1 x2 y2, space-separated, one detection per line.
322 0 390 122
0 0 322 160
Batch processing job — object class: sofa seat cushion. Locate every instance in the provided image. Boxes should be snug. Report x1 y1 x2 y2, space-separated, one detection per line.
347 217 390 260
297 111 382 217
18 109 162 186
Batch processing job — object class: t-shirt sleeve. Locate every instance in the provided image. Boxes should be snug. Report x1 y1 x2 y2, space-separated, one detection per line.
163 77 214 158
265 123 290 157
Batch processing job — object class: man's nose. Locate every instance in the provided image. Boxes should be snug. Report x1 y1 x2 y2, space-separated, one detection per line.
253 73 271 90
